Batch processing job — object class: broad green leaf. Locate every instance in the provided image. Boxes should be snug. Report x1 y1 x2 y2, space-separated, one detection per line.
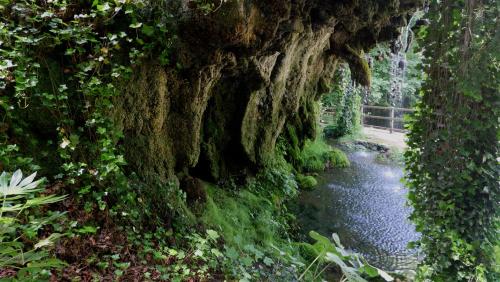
9 169 22 188
206 229 219 240
141 25 155 37
34 233 63 249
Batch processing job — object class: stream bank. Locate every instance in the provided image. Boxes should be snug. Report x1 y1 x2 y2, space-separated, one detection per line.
294 140 421 277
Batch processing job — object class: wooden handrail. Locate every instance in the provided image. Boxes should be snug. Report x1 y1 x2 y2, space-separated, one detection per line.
362 105 415 112
321 105 415 133
362 114 404 122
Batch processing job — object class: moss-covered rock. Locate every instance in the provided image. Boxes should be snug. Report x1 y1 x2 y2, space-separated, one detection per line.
113 0 423 181
326 148 351 168
297 174 318 190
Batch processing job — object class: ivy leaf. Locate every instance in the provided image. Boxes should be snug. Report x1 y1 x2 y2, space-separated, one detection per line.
129 22 142 29
358 265 379 277
40 11 54 18
141 25 155 37
96 3 110 12
206 229 219 241
263 257 273 266
225 247 238 260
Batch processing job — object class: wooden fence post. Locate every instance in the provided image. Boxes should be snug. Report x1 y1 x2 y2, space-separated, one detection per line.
360 104 364 127
390 107 394 134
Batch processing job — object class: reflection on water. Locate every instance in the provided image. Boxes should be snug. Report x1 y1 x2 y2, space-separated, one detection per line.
296 150 421 271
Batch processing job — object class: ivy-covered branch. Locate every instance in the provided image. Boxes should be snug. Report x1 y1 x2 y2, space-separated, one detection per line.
405 0 499 280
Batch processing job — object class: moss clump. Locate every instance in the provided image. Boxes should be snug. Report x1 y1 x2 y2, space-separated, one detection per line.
326 148 350 168
298 139 350 172
296 174 318 190
300 139 330 172
345 45 372 87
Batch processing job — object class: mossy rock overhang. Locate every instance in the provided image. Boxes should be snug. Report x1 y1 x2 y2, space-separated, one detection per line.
114 0 424 182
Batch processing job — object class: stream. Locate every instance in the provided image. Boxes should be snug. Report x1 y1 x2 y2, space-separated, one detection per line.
296 148 421 272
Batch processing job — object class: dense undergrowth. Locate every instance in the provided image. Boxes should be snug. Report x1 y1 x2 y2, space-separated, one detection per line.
0 1 379 280
0 0 381 279
3 0 496 281
0 135 383 281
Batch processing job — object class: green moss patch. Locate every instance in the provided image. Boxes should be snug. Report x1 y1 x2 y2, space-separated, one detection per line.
326 148 350 168
299 139 350 172
201 185 280 250
296 174 318 190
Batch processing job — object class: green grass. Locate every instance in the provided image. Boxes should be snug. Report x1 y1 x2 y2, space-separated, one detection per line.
201 185 280 250
200 182 308 280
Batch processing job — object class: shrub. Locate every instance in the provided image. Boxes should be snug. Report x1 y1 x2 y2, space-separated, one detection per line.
298 231 393 281
321 66 362 139
0 170 67 280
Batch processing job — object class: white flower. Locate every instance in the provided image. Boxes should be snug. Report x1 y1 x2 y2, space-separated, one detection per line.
60 138 70 149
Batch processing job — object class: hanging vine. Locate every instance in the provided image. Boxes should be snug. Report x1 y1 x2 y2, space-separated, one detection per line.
405 0 499 281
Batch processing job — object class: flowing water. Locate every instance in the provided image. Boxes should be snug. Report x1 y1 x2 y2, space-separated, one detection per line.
296 149 421 272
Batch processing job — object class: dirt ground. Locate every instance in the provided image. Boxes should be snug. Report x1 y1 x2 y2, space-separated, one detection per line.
360 127 408 150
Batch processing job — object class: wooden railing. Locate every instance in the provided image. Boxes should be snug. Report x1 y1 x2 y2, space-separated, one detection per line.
361 105 415 133
320 105 415 134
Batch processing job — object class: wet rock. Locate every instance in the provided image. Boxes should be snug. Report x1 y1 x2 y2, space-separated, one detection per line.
354 141 390 152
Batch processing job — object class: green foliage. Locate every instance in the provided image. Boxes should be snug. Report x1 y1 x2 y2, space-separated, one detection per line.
192 0 224 14
300 139 329 172
326 148 350 168
296 174 318 190
322 66 361 138
299 231 393 282
110 176 195 233
203 187 277 250
299 138 350 172
201 182 303 280
160 230 225 281
0 0 175 210
0 1 187 279
405 1 499 281
0 170 66 280
367 42 424 108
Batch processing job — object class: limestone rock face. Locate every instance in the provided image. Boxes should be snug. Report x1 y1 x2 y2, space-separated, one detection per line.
116 0 424 181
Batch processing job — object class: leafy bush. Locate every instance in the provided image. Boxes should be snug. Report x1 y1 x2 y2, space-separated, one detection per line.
0 170 66 280
299 231 393 282
321 66 361 139
300 139 330 172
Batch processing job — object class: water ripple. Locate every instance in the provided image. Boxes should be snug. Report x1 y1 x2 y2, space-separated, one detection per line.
296 150 421 271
